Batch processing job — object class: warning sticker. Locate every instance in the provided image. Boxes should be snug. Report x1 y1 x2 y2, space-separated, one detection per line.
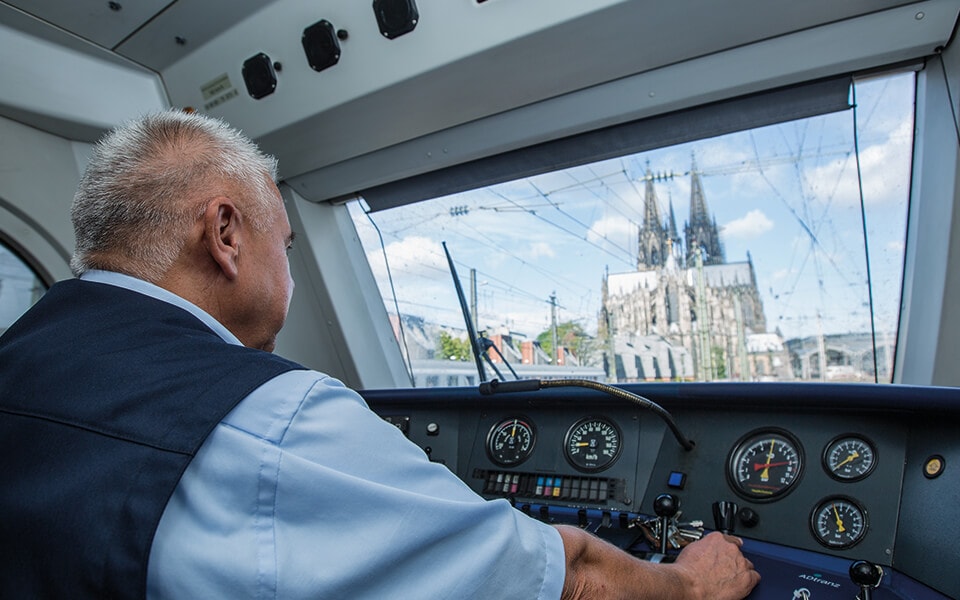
201 73 239 110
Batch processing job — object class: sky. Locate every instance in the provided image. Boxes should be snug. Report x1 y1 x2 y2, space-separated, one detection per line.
350 71 915 347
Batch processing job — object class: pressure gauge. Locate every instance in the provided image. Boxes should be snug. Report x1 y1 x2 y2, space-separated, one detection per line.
823 435 877 482
811 496 868 549
486 417 536 467
727 428 804 501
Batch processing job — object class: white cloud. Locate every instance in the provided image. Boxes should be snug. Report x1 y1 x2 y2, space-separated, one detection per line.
587 215 635 247
722 209 774 239
771 268 790 281
367 235 446 280
886 240 905 252
804 116 913 208
528 241 556 259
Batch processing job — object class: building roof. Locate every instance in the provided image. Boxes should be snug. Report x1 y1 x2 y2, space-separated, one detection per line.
606 260 755 295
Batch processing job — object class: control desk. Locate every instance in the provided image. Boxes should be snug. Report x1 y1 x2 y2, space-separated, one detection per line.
362 382 960 599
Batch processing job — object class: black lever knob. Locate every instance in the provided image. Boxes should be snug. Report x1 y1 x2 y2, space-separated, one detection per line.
653 493 679 518
850 560 883 600
653 494 679 554
712 500 738 534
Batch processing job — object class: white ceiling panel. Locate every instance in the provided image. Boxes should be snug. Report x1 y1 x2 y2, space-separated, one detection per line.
3 0 172 48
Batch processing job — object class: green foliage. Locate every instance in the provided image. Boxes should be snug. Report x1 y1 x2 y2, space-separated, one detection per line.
438 330 472 361
537 321 593 363
712 346 727 379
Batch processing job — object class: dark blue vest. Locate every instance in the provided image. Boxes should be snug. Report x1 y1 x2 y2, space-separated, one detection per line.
0 279 303 599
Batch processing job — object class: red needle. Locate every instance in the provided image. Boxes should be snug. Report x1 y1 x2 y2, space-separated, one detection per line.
754 461 791 471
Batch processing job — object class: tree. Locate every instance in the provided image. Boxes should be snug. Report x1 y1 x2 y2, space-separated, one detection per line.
712 346 727 379
537 321 594 364
438 330 472 361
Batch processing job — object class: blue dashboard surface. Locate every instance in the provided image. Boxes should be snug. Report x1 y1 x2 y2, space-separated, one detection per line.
739 539 948 600
506 504 950 600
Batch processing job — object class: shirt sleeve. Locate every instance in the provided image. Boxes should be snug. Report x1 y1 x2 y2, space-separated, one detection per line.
147 370 566 600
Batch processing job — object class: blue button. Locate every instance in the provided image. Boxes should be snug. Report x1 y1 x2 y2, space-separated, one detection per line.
667 471 686 489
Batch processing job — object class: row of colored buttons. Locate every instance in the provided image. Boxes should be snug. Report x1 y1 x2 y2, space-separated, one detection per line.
481 470 611 502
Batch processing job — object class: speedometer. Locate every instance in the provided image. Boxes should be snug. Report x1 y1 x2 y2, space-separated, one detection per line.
727 428 804 501
564 416 622 472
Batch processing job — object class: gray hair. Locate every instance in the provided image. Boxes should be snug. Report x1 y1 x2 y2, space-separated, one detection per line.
70 110 279 281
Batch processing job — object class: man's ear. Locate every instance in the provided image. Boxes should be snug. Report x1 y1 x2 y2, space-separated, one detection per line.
203 198 242 280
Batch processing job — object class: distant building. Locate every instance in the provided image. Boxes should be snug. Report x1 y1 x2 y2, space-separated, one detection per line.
600 163 792 382
786 332 894 382
391 315 604 387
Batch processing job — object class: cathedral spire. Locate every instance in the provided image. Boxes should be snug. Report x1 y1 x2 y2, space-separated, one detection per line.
667 197 682 259
637 163 669 270
642 163 663 230
668 197 679 238
684 154 725 266
688 155 710 226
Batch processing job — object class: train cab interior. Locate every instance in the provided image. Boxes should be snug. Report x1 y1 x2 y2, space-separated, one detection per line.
2 1 960 598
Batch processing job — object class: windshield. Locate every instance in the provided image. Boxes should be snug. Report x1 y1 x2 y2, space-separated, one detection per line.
350 71 915 387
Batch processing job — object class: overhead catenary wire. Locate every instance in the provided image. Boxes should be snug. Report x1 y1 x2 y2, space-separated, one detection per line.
488 188 636 268
373 191 607 303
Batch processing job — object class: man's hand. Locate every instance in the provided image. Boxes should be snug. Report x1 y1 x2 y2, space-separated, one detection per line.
558 526 759 600
670 532 760 599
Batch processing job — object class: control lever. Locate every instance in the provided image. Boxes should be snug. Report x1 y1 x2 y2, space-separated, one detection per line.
630 495 703 555
653 494 679 554
712 500 738 534
849 560 883 600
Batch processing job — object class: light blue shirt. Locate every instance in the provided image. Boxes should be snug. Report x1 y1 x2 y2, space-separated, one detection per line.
82 271 566 599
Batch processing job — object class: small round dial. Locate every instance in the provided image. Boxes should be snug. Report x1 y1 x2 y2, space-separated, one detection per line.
486 417 536 467
823 435 877 482
727 428 804 501
811 496 868 549
564 416 622 472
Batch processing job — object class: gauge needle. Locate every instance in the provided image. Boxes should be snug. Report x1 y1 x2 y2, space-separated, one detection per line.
833 504 846 533
833 450 860 470
754 461 791 471
759 440 775 479
574 442 590 447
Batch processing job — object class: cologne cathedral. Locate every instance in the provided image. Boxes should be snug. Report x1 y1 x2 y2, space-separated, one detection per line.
600 163 790 382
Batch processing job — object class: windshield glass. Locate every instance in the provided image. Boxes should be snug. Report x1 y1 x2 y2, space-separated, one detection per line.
350 72 915 387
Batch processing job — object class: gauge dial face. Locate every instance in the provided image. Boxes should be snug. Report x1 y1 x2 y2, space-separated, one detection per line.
811 496 868 549
486 417 536 467
823 435 877 482
728 429 804 501
564 417 622 472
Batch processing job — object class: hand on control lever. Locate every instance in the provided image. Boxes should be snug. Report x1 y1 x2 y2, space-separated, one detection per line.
558 496 757 598
633 493 705 554
671 531 761 599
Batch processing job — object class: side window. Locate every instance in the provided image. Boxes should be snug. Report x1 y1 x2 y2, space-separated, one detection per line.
0 241 47 335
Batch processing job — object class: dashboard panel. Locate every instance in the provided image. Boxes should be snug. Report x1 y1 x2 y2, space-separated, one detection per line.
363 382 960 599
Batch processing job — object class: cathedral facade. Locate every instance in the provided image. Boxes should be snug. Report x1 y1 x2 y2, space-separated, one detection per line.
600 164 790 382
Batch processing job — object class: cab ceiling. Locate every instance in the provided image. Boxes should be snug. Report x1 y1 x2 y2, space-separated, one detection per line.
1 0 272 61
0 0 940 199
